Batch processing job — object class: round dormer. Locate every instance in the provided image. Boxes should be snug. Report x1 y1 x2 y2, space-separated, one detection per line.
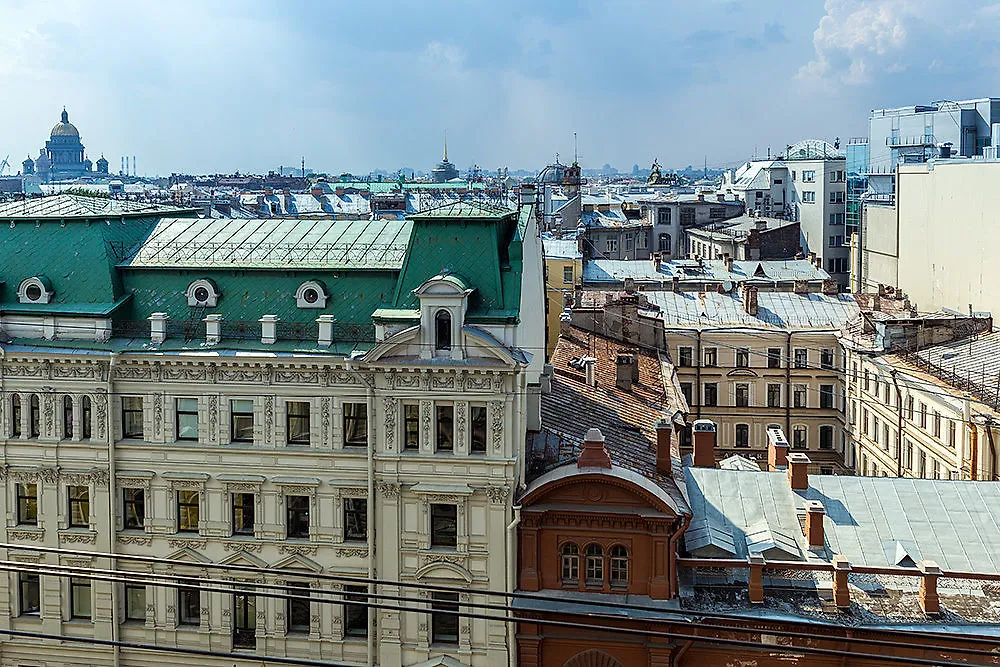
294 280 328 309
186 278 220 308
17 276 53 304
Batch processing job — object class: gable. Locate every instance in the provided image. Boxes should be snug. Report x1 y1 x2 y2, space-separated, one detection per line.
524 473 675 517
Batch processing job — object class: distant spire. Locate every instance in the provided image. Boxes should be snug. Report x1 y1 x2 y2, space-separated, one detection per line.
61 107 69 123
443 131 448 162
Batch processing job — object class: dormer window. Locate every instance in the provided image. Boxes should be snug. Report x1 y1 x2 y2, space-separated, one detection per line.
186 279 220 308
435 310 452 350
294 281 328 309
17 276 53 304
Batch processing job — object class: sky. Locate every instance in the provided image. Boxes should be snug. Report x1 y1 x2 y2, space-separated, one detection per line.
4 0 1000 176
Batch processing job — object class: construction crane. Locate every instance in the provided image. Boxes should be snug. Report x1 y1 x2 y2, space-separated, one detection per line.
0 156 9 176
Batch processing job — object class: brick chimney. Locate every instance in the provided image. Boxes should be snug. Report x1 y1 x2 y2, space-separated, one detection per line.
822 279 839 295
743 285 759 316
793 280 809 294
671 276 680 293
766 426 789 470
805 500 825 550
656 418 673 475
624 277 636 294
652 253 661 272
717 193 726 202
692 419 717 468
697 193 705 202
832 556 851 608
577 427 612 469
787 452 811 490
918 560 941 616
615 351 638 392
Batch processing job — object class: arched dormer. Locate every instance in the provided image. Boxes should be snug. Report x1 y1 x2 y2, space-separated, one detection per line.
186 279 220 308
294 280 328 309
412 273 474 360
17 276 53 304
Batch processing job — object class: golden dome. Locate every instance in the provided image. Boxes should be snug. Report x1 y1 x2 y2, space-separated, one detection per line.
50 108 80 138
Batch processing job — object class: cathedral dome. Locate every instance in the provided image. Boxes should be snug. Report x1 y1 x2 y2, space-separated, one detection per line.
50 108 80 138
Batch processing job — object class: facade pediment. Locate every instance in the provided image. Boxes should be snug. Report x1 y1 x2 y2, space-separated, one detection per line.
219 551 269 569
272 553 324 573
414 560 473 583
165 547 212 564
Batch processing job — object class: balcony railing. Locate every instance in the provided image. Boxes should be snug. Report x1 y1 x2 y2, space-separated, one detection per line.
110 319 376 344
886 135 936 148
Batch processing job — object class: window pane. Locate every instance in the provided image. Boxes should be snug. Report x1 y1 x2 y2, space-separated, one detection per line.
287 583 311 633
431 592 459 644
404 404 420 449
344 585 368 637
344 498 367 541
286 495 310 538
232 493 255 535
18 483 37 525
436 405 454 451
125 584 146 621
177 490 200 532
343 403 368 447
470 405 487 453
19 573 39 615
68 485 89 527
176 398 199 440
179 583 200 625
123 488 145 529
71 579 92 619
431 504 457 548
286 401 310 445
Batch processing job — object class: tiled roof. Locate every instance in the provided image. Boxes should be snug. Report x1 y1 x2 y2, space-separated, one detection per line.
528 327 689 511
0 194 193 219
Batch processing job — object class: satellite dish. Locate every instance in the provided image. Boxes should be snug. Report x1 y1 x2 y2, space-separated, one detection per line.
722 280 733 292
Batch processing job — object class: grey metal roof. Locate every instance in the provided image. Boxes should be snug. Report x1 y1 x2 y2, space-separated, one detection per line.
0 194 192 219
902 330 1000 411
645 291 859 330
583 258 829 285
541 233 582 260
124 217 412 270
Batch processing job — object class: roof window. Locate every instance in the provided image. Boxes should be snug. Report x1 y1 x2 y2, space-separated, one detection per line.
17 276 53 304
186 279 220 308
294 281 328 309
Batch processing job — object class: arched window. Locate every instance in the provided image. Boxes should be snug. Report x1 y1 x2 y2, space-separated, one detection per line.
434 310 452 351
82 396 92 440
29 395 40 439
63 396 73 439
585 544 604 585
610 545 629 588
658 233 671 253
560 543 579 584
11 395 21 437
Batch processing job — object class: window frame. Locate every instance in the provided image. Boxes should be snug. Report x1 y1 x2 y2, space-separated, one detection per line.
123 488 145 530
344 585 368 638
67 485 90 529
230 399 255 443
610 545 629 588
63 395 74 439
735 383 750 408
703 347 718 367
403 403 419 450
470 404 487 453
735 348 750 368
121 396 143 440
18 572 40 616
175 397 199 442
343 402 368 448
231 492 255 536
766 383 782 408
430 503 458 549
703 383 718 407
343 497 367 542
560 543 579 585
584 544 604 586
435 404 455 452
677 346 693 367
232 592 256 648
16 482 37 526
286 582 311 634
285 400 311 446
176 490 200 533
735 423 750 448
124 583 146 622
434 310 452 351
430 591 460 645
767 348 781 368
70 577 92 620
178 581 200 626
285 494 310 539
819 425 834 450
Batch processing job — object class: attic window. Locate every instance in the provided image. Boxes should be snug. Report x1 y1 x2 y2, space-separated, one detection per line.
294 281 328 309
186 279 220 308
17 277 53 305
435 310 451 350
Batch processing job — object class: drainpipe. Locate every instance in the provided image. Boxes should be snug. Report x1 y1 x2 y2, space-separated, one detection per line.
784 331 792 436
107 352 120 667
695 330 702 420
346 359 376 666
984 417 998 482
667 514 691 598
890 369 904 477
505 505 521 667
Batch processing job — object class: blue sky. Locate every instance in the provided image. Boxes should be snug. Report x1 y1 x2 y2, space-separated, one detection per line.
3 0 1000 176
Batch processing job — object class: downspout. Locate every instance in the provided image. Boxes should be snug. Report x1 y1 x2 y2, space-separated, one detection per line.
505 505 521 667
668 514 691 599
784 331 792 436
107 352 120 667
970 420 980 481
695 330 702 420
347 359 376 666
984 418 998 482
890 369 904 477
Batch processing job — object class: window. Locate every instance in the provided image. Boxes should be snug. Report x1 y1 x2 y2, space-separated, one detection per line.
19 573 39 616
175 398 198 441
828 235 843 248
658 233 671 253
918 449 927 478
17 483 37 525
232 493 255 536
948 420 956 447
819 425 834 449
434 310 452 351
177 490 200 533
431 504 457 548
344 585 368 637
883 424 890 451
792 425 808 449
820 385 834 409
610 545 629 587
125 583 146 622
680 207 696 225
12 395 23 437
82 396 92 439
767 384 782 408
933 411 942 438
873 416 880 444
829 212 845 225
286 582 311 634
233 593 256 648
677 346 693 367
231 399 254 442
344 498 367 541
286 401 310 445
709 207 726 220
286 495 310 539
605 238 618 253
435 405 454 452
585 544 604 585
562 266 574 284
70 578 91 620
735 348 750 368
863 369 870 391
793 385 807 409
703 383 718 407
63 396 73 439
704 347 718 366
343 402 368 447
68 485 89 528
430 592 460 645
829 191 844 204
657 208 671 226
735 383 750 407
767 348 781 368
932 459 941 480
121 396 143 439
905 440 914 470
884 381 892 406
560 543 579 584
821 349 835 370
680 382 693 405
773 178 783 185
470 405 487 453
403 404 419 450
27 394 40 439
791 170 796 181
906 396 914 420
919 403 927 428
802 170 816 183
178 583 200 625
802 191 816 203
123 488 145 530
793 348 808 368
735 424 750 448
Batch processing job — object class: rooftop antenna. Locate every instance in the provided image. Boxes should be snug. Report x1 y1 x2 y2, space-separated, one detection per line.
301 156 305 178
443 131 448 162
133 156 136 177
574 132 578 165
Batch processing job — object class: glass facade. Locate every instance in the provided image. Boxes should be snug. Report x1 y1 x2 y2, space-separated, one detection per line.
846 141 869 236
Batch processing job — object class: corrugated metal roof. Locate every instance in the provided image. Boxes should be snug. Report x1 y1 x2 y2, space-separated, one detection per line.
0 194 192 219
645 291 859 329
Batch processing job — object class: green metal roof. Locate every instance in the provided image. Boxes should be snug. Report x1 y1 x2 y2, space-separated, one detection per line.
0 194 196 220
409 200 512 220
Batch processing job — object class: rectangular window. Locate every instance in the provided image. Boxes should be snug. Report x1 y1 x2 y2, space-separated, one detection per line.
17 483 37 526
286 495 310 539
122 396 143 439
680 382 693 406
286 582 311 634
232 492 255 536
793 385 807 409
285 401 310 445
883 424 890 452
470 405 487 453
178 582 200 625
767 384 782 408
436 405 454 452
177 490 200 533
793 349 808 368
68 485 89 528
125 583 146 622
820 426 834 450
830 191 844 204
918 449 927 478
709 206 726 220
343 498 367 542
680 208 696 225
861 407 870 436
403 404 420 450
430 592 460 645
71 578 92 620
949 421 956 447
735 424 750 448
431 504 458 549
344 585 368 637
906 396 914 420
175 398 199 441
231 399 254 442
802 191 816 203
677 346 693 367
703 383 718 407
343 402 368 447
123 488 145 530
802 170 816 183
19 573 39 616
735 348 750 368
919 403 927 428
767 348 781 368
657 208 671 226
233 593 256 648
562 266 574 285
820 349 835 370
605 238 618 253
932 459 941 479
735 383 749 407
703 347 718 367
820 385 834 409
792 426 808 449
933 411 942 438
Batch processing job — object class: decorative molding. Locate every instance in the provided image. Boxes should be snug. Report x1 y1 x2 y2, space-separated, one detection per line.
376 481 400 499
4 364 43 378
420 552 467 566
336 547 368 558
208 396 218 444
485 486 509 505
117 477 152 490
463 373 495 391
8 529 45 542
167 538 206 549
51 363 103 380
218 368 264 384
279 544 319 556
38 467 59 484
162 366 208 382
90 469 110 488
94 393 107 440
115 365 154 381
420 400 432 445
153 394 163 439
321 397 331 446
431 375 456 390
117 534 153 547
329 371 360 386
456 402 467 446
274 370 320 385
263 396 274 445
223 541 263 553
490 400 504 452
59 531 98 544
383 397 397 451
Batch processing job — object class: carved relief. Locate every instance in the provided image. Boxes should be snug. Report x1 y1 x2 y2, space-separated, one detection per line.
42 394 54 438
115 364 154 381
167 539 206 549
329 371 360 386
321 397 331 446
431 375 456 390
420 400 432 446
94 393 108 439
275 370 320 385
223 541 263 553
376 481 400 499
4 364 42 377
117 477 151 489
208 396 218 444
263 396 273 445
162 366 208 382
279 544 318 556
490 400 504 452
38 467 59 484
456 402 467 446
8 530 45 542
153 394 163 439
485 486 509 505
420 553 467 566
59 531 98 544
218 368 263 384
336 548 368 558
117 535 153 547
383 397 397 450
51 364 101 380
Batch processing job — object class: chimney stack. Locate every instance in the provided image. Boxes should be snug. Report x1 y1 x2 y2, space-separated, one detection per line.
148 312 168 344
671 276 680 293
583 357 596 387
793 280 809 294
743 284 759 316
573 284 582 308
652 253 661 272
519 183 537 206
615 351 638 391
316 315 336 347
822 279 839 295
697 193 705 203
766 426 789 470
717 193 726 202
624 277 636 294
204 314 222 345
787 452 811 490
755 219 767 231
577 427 612 469
805 500 825 550
655 418 673 475
724 253 734 273
692 419 717 467
259 315 279 345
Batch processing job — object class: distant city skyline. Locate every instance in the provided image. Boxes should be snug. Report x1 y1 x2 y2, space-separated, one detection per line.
4 0 1000 176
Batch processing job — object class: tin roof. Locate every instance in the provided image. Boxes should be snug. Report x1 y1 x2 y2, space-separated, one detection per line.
0 194 194 219
644 291 859 330
583 259 830 285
